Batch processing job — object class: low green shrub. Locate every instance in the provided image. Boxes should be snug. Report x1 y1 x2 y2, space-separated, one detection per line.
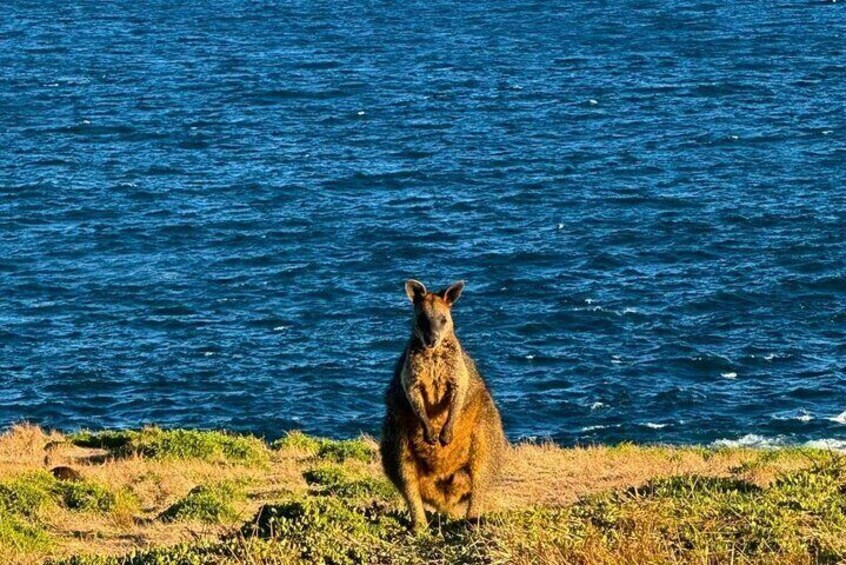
160 482 244 524
70 427 270 465
0 510 51 554
303 464 395 501
272 431 374 463
242 497 398 564
0 472 56 518
0 471 130 557
271 430 324 452
55 481 117 513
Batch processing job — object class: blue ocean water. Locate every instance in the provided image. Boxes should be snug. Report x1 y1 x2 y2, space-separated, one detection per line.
1 1 845 447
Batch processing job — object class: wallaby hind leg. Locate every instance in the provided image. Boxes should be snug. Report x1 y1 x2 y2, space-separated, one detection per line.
467 403 505 521
466 436 491 520
397 452 427 531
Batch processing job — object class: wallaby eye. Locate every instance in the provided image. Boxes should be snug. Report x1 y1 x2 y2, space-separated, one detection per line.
440 316 447 324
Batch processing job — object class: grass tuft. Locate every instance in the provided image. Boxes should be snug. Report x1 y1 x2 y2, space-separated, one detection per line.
55 480 117 513
69 427 270 465
0 511 51 555
271 430 324 453
0 472 56 519
159 482 244 524
316 438 373 463
273 431 374 463
303 464 396 501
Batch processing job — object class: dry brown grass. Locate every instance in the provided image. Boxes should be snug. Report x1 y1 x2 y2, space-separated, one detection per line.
0 424 836 564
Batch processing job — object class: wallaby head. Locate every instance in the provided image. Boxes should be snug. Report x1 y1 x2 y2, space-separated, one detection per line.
404 279 465 349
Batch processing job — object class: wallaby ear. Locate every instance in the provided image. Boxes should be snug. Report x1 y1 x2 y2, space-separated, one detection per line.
441 280 465 306
405 279 427 302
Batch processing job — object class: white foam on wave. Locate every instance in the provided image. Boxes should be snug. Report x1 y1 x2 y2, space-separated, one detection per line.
804 439 846 450
713 434 782 448
772 409 814 422
643 422 668 429
574 304 641 317
590 402 606 411
721 372 737 379
273 325 290 331
712 434 846 452
581 424 622 432
828 411 846 424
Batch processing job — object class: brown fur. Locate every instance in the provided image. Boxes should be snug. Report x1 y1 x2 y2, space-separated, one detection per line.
381 280 506 531
50 465 82 481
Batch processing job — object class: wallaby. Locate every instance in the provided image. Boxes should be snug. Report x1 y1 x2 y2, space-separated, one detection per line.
380 279 506 531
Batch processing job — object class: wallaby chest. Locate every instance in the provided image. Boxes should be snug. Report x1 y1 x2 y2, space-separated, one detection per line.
403 341 464 409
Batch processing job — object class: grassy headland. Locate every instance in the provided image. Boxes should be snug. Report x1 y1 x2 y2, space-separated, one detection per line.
0 424 843 564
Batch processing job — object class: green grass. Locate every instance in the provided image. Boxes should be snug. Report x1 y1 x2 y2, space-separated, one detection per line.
159 482 245 524
70 427 270 465
0 472 56 519
3 427 841 564
273 431 374 463
56 451 846 564
0 471 132 557
303 464 396 501
0 471 120 517
51 538 300 565
0 511 51 555
315 438 373 463
271 430 324 452
491 456 846 564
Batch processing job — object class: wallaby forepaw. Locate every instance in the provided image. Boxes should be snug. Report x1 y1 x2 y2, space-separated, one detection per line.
439 428 453 445
423 428 437 445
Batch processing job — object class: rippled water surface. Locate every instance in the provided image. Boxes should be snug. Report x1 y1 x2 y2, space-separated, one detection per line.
2 1 845 445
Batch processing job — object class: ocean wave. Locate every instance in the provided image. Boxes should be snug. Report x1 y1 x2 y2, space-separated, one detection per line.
712 434 846 451
771 409 814 422
573 303 643 317
642 422 668 429
580 424 622 432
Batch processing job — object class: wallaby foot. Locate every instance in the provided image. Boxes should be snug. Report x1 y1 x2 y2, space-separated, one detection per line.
466 495 483 520
406 496 427 532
